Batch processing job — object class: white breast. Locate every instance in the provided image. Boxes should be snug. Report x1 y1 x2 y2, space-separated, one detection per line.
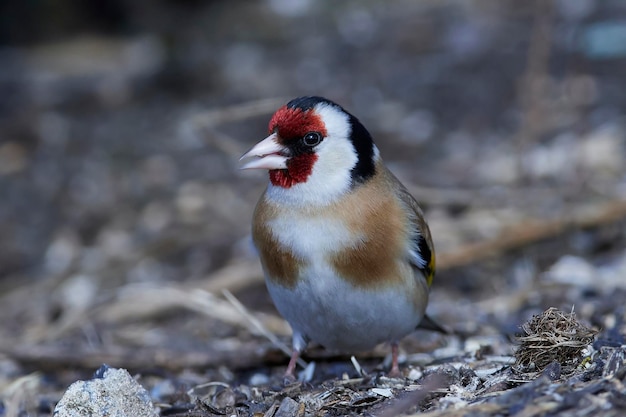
267 212 359 259
264 211 427 352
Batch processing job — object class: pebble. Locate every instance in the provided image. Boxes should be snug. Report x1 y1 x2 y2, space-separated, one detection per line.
54 366 158 417
543 255 596 287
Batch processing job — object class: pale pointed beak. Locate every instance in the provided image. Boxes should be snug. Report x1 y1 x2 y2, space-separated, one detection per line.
239 133 289 170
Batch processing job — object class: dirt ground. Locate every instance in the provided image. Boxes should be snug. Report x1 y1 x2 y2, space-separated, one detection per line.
1 1 626 416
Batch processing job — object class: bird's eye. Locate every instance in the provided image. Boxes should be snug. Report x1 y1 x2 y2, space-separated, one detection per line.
303 132 323 147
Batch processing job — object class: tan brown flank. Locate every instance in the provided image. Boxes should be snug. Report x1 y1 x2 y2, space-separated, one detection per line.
329 166 410 288
252 194 301 289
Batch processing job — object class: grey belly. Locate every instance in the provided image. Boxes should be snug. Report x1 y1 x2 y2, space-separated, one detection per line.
266 274 426 351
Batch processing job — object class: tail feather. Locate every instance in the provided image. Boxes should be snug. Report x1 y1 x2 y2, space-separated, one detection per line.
417 314 450 334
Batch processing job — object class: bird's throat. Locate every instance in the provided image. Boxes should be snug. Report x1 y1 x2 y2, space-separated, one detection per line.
269 153 318 188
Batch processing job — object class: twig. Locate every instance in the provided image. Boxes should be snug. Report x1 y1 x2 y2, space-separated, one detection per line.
197 260 263 294
222 289 307 369
98 284 289 337
0 344 270 373
188 97 289 129
438 199 626 270
376 373 447 417
184 97 291 158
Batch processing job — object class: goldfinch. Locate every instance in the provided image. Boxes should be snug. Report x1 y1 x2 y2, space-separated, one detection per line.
240 96 440 379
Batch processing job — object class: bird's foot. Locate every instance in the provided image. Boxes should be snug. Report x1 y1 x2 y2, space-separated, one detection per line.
282 349 300 385
387 341 404 378
387 364 403 378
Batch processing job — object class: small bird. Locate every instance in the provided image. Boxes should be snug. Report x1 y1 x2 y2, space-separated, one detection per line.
240 96 441 379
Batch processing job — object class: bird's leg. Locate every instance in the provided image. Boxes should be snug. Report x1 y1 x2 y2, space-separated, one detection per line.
388 342 402 377
284 349 301 382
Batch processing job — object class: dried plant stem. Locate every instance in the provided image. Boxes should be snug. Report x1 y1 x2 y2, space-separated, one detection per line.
438 199 626 270
222 289 308 369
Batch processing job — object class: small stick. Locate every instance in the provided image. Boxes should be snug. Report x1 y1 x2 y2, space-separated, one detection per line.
222 290 307 368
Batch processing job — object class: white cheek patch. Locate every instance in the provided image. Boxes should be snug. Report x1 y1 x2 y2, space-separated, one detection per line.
315 103 351 140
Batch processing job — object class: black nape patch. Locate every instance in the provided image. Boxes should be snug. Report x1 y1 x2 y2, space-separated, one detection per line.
348 114 376 185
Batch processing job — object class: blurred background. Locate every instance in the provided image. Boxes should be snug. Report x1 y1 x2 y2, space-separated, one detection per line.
1 0 626 410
